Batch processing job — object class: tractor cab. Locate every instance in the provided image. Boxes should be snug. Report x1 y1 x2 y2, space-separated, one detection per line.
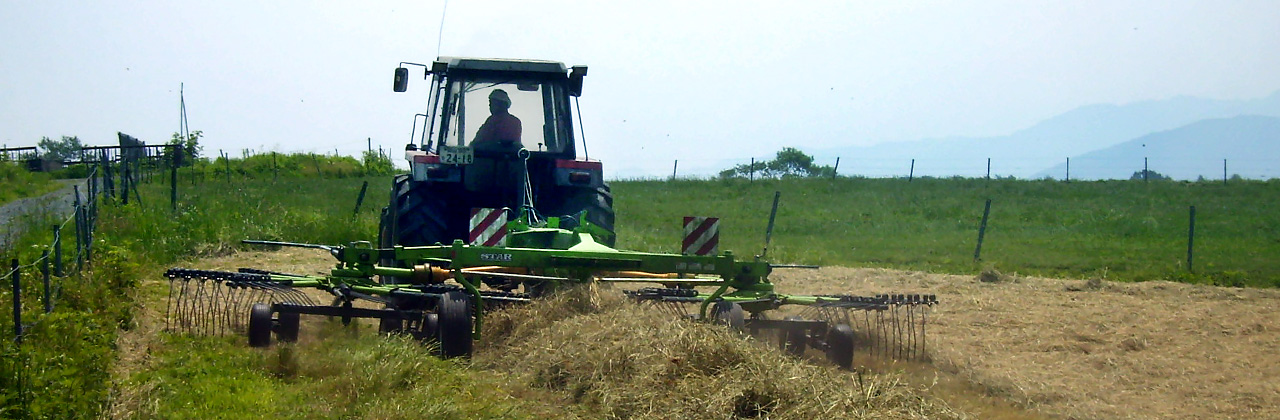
388 57 612 249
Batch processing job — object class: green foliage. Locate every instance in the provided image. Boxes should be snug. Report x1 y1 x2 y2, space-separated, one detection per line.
166 130 204 165
1130 169 1171 181
0 161 59 206
362 150 397 176
720 147 835 179
36 136 83 162
613 177 1280 286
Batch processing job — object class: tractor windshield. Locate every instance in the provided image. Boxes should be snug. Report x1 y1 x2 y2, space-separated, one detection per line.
441 78 571 153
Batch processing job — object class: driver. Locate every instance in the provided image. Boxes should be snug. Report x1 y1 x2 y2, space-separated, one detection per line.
472 89 522 144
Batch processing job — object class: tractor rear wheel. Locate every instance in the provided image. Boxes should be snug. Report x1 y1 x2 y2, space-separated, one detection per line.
248 303 273 348
436 291 473 358
710 301 745 331
277 310 300 343
391 174 459 247
557 185 616 247
780 316 808 356
826 324 856 369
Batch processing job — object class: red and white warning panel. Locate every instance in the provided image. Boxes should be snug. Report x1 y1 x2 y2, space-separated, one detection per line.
682 216 720 256
469 208 508 247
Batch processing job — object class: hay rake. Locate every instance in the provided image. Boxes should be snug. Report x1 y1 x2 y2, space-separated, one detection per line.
164 213 937 367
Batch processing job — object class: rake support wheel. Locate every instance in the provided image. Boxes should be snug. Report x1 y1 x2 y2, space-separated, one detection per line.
711 301 745 331
826 323 856 370
277 310 300 343
436 291 473 358
780 316 808 356
248 303 273 348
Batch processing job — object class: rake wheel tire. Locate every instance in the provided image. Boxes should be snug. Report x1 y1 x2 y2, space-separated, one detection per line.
248 303 273 348
826 324 856 370
780 316 808 356
277 310 300 343
711 301 745 331
436 291 473 358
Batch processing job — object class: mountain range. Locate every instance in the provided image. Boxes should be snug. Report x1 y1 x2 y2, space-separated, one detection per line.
810 91 1280 180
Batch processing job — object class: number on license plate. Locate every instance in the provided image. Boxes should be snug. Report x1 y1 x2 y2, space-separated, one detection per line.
440 146 473 165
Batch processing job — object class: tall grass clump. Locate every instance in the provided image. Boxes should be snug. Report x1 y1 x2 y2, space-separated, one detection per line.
478 285 962 419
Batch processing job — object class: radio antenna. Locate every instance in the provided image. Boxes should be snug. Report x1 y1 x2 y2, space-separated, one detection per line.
436 0 449 57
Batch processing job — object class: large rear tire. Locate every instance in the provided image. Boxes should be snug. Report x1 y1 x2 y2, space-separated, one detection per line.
391 174 460 247
436 291 473 358
557 185 616 247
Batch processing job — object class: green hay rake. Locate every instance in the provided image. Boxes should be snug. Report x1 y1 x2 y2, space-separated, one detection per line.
165 213 937 367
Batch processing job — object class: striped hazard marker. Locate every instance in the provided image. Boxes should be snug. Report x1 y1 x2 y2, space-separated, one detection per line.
682 216 719 256
469 208 508 247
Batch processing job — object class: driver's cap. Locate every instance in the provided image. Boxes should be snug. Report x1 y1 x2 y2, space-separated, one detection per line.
489 89 511 106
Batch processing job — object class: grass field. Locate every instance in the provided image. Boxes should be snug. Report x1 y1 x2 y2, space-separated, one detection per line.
0 161 59 206
615 177 1280 287
2 171 1278 418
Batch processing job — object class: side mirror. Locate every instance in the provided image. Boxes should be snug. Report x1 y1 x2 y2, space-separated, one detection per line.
568 66 587 97
393 67 408 92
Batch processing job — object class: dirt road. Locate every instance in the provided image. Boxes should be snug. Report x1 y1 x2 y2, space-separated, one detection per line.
0 179 89 251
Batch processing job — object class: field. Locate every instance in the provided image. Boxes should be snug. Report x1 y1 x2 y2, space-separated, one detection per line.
3 173 1279 418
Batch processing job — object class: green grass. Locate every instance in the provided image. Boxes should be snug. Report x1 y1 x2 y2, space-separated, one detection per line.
0 161 60 206
613 177 1280 287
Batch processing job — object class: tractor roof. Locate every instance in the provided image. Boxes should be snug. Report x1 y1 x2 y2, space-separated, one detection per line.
437 57 569 74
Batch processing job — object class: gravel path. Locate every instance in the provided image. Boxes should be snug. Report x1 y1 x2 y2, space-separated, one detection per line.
0 178 91 252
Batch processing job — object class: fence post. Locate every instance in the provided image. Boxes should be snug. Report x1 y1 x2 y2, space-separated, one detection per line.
1223 159 1227 185
973 199 992 262
53 225 62 277
909 159 915 182
122 160 130 205
12 259 21 344
42 250 51 314
1187 206 1196 273
74 187 84 272
762 191 782 258
273 152 279 181
353 181 369 218
749 158 755 183
986 158 991 180
171 145 181 212
1065 157 1070 182
671 160 678 180
1144 157 1149 182
832 157 840 179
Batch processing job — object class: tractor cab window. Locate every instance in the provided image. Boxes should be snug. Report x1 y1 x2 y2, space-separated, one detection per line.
442 78 569 153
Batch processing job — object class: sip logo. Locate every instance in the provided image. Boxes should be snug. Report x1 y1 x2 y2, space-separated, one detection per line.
480 253 513 262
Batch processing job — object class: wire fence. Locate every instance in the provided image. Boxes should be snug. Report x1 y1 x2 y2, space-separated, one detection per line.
1 164 101 418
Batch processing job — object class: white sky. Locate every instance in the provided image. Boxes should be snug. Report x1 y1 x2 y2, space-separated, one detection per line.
3 1 1278 177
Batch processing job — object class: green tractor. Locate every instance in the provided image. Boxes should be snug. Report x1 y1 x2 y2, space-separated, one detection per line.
383 57 614 256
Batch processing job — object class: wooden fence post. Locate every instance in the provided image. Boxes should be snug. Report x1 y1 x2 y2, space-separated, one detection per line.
1187 206 1196 273
974 199 992 262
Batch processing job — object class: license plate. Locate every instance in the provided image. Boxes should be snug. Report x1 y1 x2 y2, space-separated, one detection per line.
440 145 473 165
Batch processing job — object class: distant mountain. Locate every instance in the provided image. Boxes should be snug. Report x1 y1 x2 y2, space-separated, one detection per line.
1033 115 1280 180
809 91 1280 178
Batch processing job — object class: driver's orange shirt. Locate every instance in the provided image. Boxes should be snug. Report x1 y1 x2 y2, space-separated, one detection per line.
473 113 522 144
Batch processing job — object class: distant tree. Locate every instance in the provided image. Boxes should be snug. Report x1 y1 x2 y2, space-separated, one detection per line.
1130 169 1171 181
720 147 835 179
37 135 84 162
165 130 203 166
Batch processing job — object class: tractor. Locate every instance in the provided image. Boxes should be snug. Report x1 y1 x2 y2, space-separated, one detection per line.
381 57 614 256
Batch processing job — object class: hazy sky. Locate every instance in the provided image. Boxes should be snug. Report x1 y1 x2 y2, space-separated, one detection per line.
3 1 1278 177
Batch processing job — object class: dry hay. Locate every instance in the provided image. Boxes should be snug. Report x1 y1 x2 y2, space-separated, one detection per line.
477 284 963 420
772 267 1280 420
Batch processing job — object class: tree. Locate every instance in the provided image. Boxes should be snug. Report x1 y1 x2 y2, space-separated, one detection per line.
166 130 203 166
37 135 84 162
719 147 835 179
1130 169 1171 181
